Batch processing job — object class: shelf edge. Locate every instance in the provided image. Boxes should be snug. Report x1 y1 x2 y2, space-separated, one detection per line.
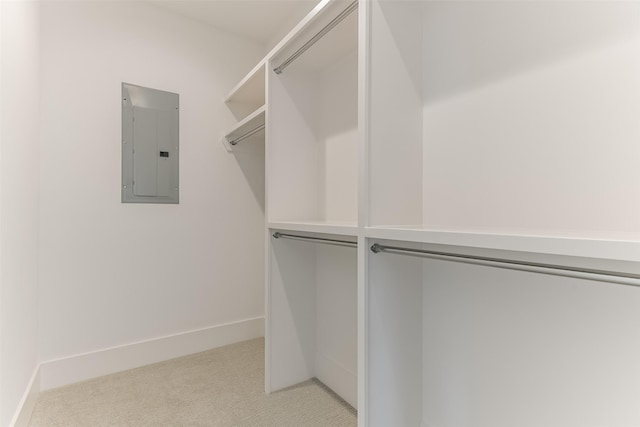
364 226 640 263
269 221 359 237
224 61 266 105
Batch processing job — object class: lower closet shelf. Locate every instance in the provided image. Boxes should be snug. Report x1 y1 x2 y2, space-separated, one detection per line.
268 220 358 236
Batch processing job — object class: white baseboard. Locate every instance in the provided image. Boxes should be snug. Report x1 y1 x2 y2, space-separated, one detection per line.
40 316 264 391
315 353 357 410
10 366 41 427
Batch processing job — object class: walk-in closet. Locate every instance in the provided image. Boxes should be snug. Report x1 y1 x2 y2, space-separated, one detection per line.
4 0 640 425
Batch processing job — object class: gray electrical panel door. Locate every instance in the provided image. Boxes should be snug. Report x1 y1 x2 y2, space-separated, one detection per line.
122 83 179 204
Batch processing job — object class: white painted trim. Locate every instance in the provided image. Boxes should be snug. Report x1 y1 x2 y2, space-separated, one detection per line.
9 366 40 427
40 317 264 391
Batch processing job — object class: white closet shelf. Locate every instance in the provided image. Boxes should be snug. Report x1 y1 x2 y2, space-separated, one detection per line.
222 106 265 151
269 220 358 236
365 225 640 263
225 61 265 106
271 0 357 75
225 62 265 120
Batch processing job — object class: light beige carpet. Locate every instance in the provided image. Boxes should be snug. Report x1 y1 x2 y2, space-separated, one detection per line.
29 338 356 426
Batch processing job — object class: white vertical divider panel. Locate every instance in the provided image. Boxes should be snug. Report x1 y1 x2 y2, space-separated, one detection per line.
368 0 423 227
357 0 370 231
264 57 273 395
367 243 423 426
264 227 273 394
268 237 317 392
356 0 370 423
357 236 368 427
265 0 362 417
314 244 358 407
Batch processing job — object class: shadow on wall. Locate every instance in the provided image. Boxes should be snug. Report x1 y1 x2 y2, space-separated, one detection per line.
230 132 265 213
396 1 640 106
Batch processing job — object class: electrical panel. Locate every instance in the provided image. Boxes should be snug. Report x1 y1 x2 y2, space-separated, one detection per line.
122 83 179 204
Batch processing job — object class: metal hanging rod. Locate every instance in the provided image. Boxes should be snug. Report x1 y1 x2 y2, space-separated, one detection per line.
229 124 265 146
370 243 640 288
273 232 357 248
273 0 358 75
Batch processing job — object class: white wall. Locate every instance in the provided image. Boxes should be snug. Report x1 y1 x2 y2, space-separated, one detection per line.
422 2 640 236
320 51 358 223
38 1 265 370
267 45 357 223
0 0 41 424
264 0 319 54
422 259 640 427
315 244 357 407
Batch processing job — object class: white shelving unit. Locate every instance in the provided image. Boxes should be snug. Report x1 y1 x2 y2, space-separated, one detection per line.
224 0 640 425
367 1 640 238
267 0 358 227
265 0 360 415
221 106 265 152
222 62 266 152
268 229 358 408
364 1 640 426
225 61 265 120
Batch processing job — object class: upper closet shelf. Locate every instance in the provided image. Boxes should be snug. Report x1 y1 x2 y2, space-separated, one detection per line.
225 61 265 121
365 225 640 263
222 106 265 151
270 0 358 75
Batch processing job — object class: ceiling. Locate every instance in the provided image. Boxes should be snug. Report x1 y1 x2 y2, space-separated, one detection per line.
149 0 320 48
